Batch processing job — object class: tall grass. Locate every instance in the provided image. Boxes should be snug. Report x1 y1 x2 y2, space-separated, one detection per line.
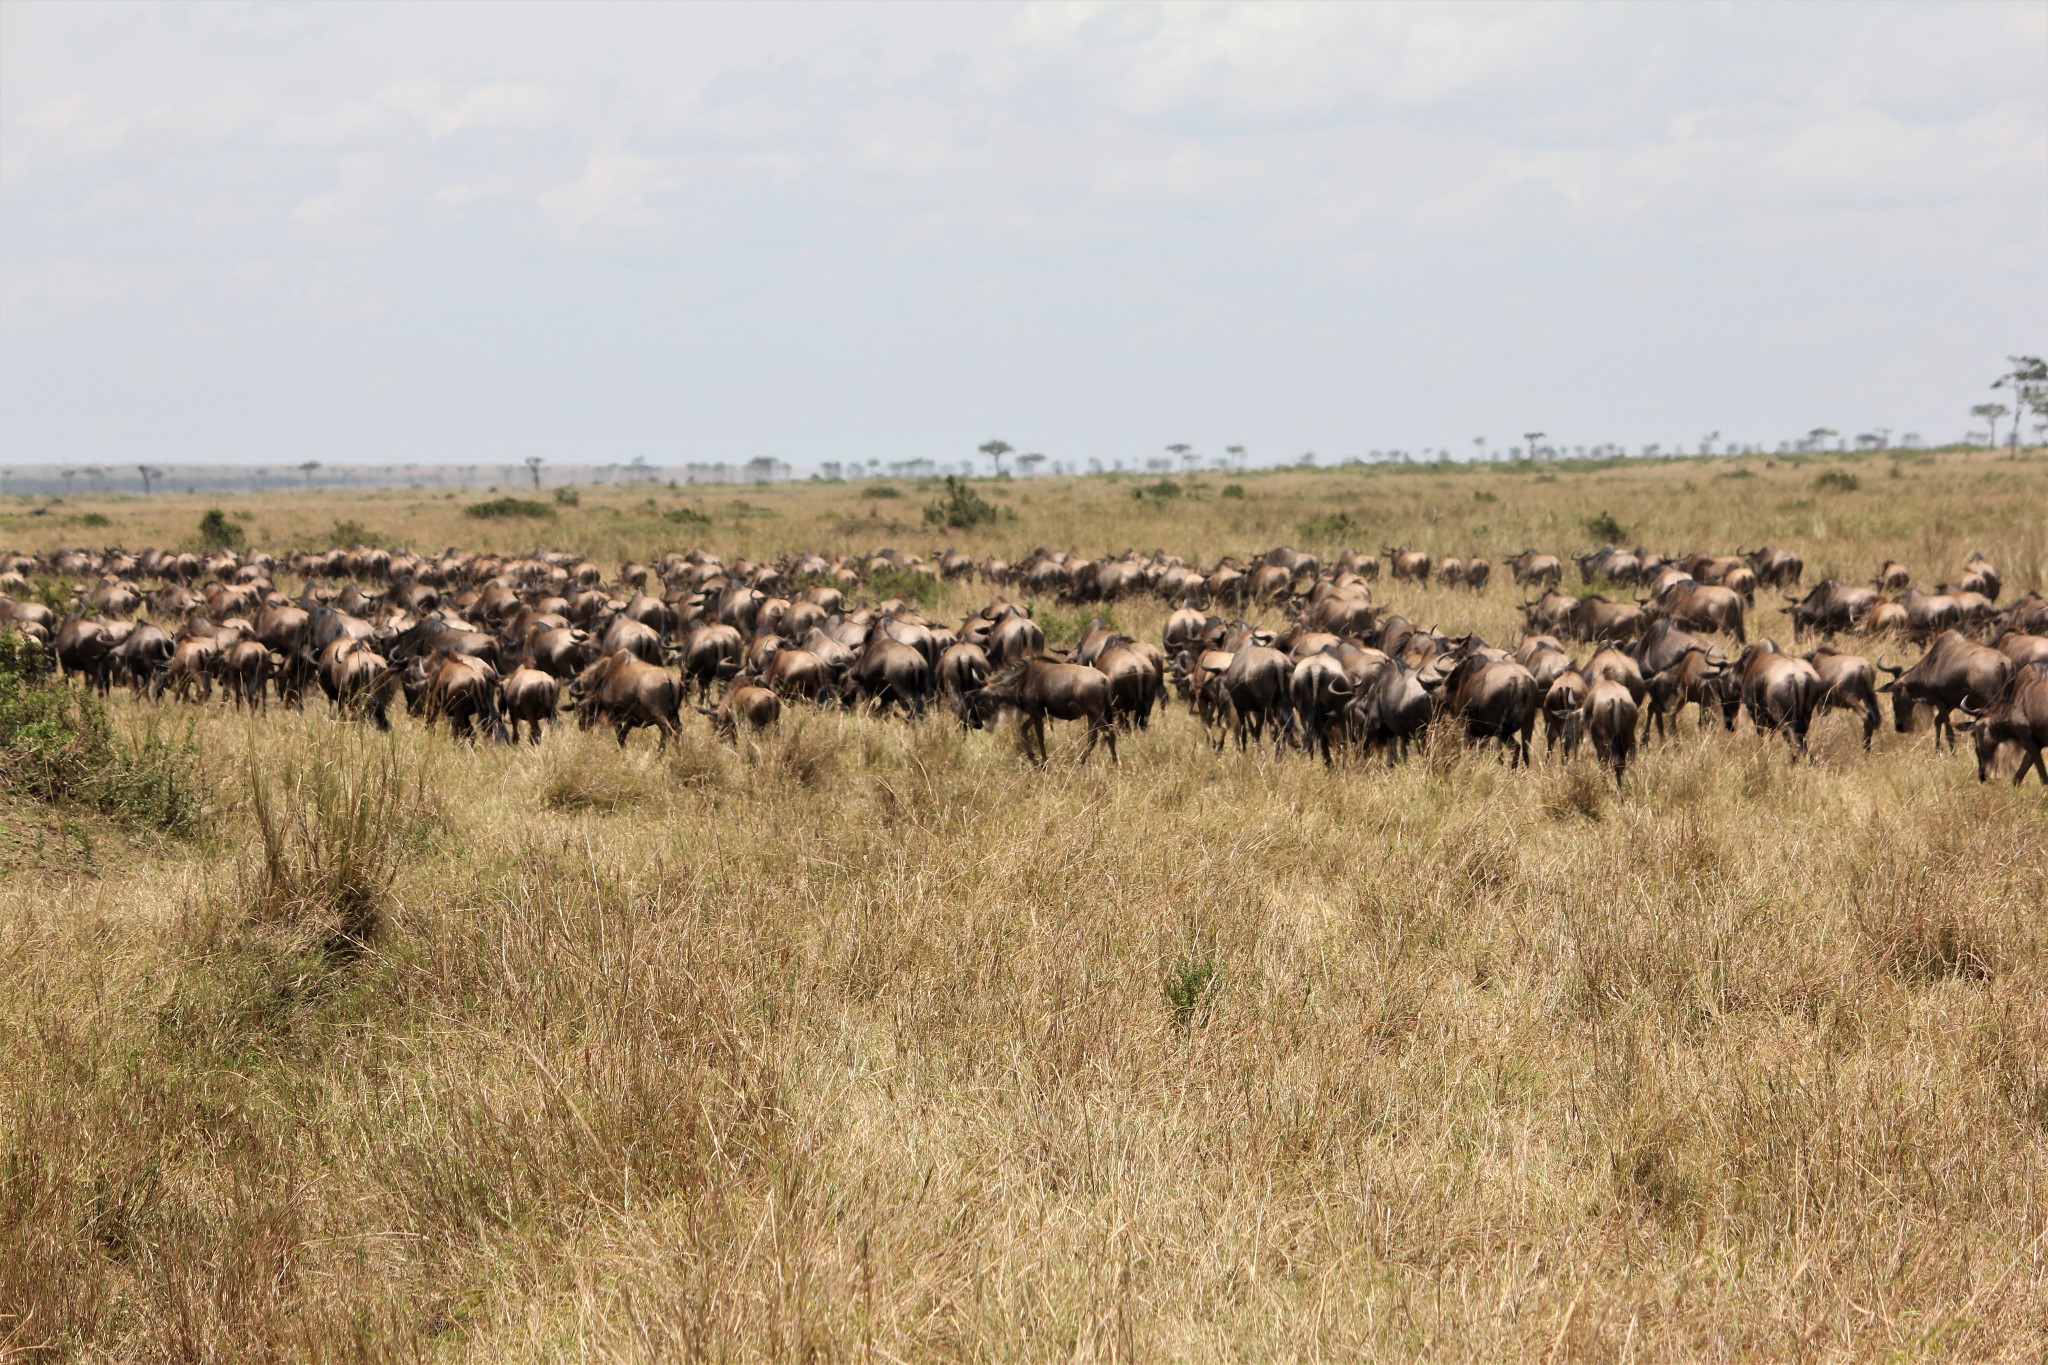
1 453 2044 1358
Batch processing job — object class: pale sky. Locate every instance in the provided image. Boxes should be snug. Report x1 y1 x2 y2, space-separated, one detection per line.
2 0 2043 470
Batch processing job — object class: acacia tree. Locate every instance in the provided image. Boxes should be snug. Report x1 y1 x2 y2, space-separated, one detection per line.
1017 452 1047 476
525 456 545 489
137 464 161 494
1969 404 2008 446
1523 431 1544 460
978 440 1012 475
299 460 321 489
1224 444 1246 469
1993 355 2047 451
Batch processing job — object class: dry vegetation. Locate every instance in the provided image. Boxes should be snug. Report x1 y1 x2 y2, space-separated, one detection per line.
3 447 2045 1361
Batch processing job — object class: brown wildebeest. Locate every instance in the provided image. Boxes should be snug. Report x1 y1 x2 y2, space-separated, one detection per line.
409 651 508 741
971 658 1117 765
936 641 992 723
681 622 743 701
1958 662 2048 784
1439 653 1539 765
1543 669 1588 755
1577 677 1640 782
1876 631 2014 751
1286 648 1350 764
1806 647 1881 750
1993 631 2048 671
1508 549 1562 588
160 634 223 702
1873 560 1910 593
1731 642 1823 756
1216 645 1294 752
1644 648 1726 736
1743 545 1803 590
700 683 781 742
1961 553 2000 602
1642 580 1746 643
218 639 275 711
503 666 559 744
765 646 835 703
1583 645 1647 706
1522 589 1579 636
571 649 683 749
987 612 1045 666
1566 595 1646 644
1096 639 1163 731
318 638 399 729
844 631 933 718
1384 547 1432 583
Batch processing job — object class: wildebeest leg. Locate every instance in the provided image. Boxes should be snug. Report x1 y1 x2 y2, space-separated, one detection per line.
1029 715 1048 765
1101 716 1118 765
615 721 632 748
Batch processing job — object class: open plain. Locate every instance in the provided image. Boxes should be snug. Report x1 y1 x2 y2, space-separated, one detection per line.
3 447 2046 1361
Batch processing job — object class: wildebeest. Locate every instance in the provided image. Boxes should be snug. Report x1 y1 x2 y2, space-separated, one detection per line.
843 630 933 718
1873 560 1910 593
700 682 781 743
1095 638 1164 732
1507 549 1562 588
1806 647 1881 750
1577 678 1640 782
1438 653 1539 766
570 649 684 748
1784 580 1879 640
1642 579 1746 643
502 666 559 744
1957 662 2048 784
970 658 1117 764
1345 656 1437 765
1743 545 1803 590
1730 641 1823 756
1875 631 2014 751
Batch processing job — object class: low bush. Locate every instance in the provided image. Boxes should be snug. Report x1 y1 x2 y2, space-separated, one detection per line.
923 476 999 530
1131 478 1183 501
1220 484 1246 500
1585 510 1627 542
861 484 903 500
0 632 196 833
1300 510 1358 543
197 507 246 550
869 565 942 608
664 507 712 527
464 497 556 520
1814 470 1862 493
552 486 581 506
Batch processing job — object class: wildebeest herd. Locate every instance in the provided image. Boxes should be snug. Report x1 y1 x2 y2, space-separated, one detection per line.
5 539 2046 785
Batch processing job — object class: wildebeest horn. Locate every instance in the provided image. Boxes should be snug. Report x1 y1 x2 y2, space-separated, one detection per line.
1874 653 1903 677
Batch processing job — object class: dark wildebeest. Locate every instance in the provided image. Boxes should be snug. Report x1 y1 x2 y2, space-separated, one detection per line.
570 649 684 749
1439 653 1539 766
1805 647 1881 750
1783 580 1879 640
1743 545 1803 590
1543 669 1588 755
1345 656 1438 765
409 651 509 742
1960 553 2001 602
700 683 781 743
1873 560 1910 593
1957 662 2048 784
970 658 1117 764
1384 547 1432 583
1565 595 1646 645
1286 648 1351 764
1644 648 1727 736
317 638 399 729
1508 549 1563 589
107 622 175 698
681 622 744 702
1577 677 1640 783
1215 645 1295 752
1642 579 1746 643
1730 641 1823 757
1875 631 2013 752
844 631 933 718
1096 638 1163 731
502 666 559 744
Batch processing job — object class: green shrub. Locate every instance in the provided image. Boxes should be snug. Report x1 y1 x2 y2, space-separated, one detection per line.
1165 951 1219 1030
861 484 903 500
1220 484 1246 500
72 512 112 528
329 519 374 544
1814 470 1861 493
0 632 196 833
1131 479 1183 501
664 507 712 527
923 476 999 530
552 486 581 507
1585 510 1627 542
197 507 246 550
1299 511 1357 543
464 497 556 521
869 566 942 608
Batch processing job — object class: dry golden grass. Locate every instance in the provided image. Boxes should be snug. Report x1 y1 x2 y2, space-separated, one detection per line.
3 448 2045 1361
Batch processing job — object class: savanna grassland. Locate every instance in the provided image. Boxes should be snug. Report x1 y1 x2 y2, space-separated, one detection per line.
3 447 2046 1362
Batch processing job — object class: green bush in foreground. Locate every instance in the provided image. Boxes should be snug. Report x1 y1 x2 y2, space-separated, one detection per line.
0 633 196 833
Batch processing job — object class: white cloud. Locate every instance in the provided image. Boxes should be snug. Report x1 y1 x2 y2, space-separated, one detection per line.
538 149 681 239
